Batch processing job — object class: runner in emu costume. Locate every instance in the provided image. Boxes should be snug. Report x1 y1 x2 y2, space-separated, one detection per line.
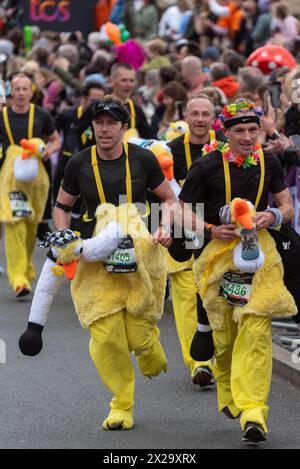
173 99 297 443
19 97 175 431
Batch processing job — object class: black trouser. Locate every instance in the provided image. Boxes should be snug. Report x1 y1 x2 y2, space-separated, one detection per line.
42 159 52 221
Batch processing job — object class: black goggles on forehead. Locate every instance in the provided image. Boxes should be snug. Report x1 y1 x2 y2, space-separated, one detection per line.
94 102 121 111
92 101 129 123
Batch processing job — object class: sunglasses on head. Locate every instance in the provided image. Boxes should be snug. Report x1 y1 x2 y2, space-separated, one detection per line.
94 101 123 112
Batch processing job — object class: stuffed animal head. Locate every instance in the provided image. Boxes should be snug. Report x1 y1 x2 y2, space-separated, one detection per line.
39 229 83 280
147 142 174 180
219 198 256 235
161 121 189 141
20 138 47 160
128 138 174 180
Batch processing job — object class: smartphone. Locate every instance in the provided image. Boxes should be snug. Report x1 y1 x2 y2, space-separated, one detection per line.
290 134 300 150
269 81 281 108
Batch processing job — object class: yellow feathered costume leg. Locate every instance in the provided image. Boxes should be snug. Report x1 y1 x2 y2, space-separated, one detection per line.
89 313 135 430
5 221 37 290
89 311 167 430
170 268 213 377
125 313 167 377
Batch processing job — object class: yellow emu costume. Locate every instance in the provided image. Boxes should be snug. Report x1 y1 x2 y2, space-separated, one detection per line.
193 212 297 433
194 230 297 330
71 203 168 430
0 139 49 291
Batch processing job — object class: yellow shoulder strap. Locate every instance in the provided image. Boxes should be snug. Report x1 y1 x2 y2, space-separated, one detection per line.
77 106 87 146
223 149 265 208
209 129 216 143
127 99 136 129
254 148 265 209
124 142 132 204
28 103 35 140
183 132 192 170
222 158 232 204
77 106 83 119
2 106 14 145
91 143 132 205
91 145 106 204
2 103 35 144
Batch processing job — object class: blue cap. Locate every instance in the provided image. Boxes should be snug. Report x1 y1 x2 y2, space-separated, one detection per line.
202 47 220 61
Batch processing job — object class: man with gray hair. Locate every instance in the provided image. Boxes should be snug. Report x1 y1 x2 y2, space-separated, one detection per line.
237 66 265 95
57 44 79 66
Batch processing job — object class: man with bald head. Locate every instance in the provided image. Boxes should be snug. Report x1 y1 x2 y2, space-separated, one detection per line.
181 56 205 96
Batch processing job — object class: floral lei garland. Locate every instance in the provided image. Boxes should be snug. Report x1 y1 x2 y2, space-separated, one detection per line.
202 140 262 169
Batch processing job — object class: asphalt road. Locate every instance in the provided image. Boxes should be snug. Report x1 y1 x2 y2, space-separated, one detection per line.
0 237 299 449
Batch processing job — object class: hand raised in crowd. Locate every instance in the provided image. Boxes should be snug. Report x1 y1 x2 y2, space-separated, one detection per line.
260 115 277 137
263 134 293 153
280 93 290 113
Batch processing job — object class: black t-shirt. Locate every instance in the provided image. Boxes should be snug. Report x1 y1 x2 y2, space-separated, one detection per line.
0 105 55 156
179 149 287 226
55 106 93 154
168 130 226 183
62 143 165 221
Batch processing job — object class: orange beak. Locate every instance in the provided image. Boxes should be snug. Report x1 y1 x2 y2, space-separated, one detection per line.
157 153 174 180
20 139 36 159
63 260 78 280
232 199 254 230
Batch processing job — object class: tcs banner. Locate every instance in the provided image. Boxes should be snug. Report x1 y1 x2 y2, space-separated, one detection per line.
22 0 96 35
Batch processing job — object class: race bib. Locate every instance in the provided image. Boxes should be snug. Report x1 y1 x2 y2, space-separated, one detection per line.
9 191 32 218
219 272 254 307
104 235 137 273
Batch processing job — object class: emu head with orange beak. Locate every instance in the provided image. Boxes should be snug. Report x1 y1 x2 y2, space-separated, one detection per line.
39 229 83 280
220 197 255 235
20 138 47 160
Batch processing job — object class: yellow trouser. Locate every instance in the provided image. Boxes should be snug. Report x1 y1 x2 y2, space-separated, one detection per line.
89 311 167 412
170 269 212 376
5 221 37 290
213 310 272 433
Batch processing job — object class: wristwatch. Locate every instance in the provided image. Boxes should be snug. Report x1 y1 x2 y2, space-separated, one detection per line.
204 224 214 240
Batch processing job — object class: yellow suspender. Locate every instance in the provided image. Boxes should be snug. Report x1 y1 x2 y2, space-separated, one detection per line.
127 99 136 129
2 103 35 145
184 130 217 170
91 143 132 204
183 132 192 170
223 149 265 208
209 129 216 142
77 106 87 147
